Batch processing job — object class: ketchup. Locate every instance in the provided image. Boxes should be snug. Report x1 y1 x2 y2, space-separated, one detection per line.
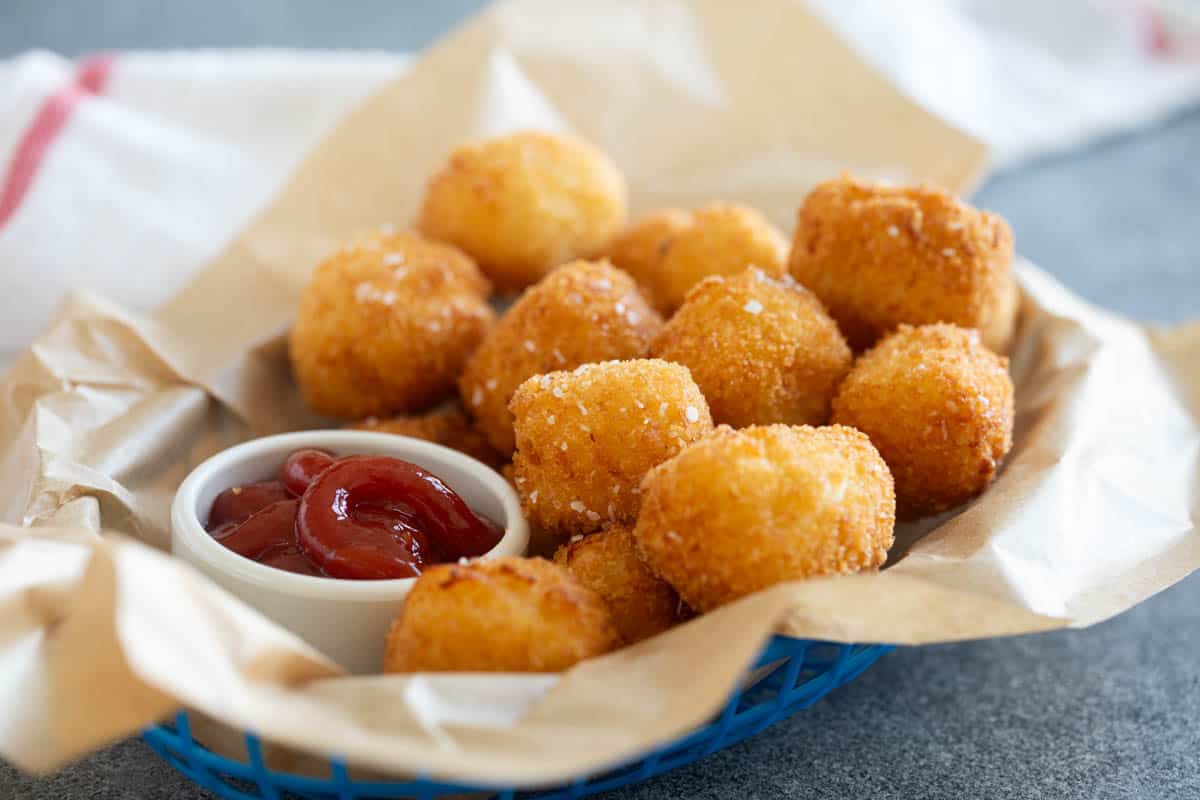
203 449 503 578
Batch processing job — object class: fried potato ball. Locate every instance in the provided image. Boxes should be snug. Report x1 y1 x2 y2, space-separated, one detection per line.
290 231 495 419
498 465 564 558
651 267 852 427
634 424 895 612
416 130 628 292
554 524 688 644
788 174 1015 351
831 323 1014 520
383 556 620 673
501 461 517 488
980 272 1020 354
350 405 503 468
605 204 788 313
603 209 692 311
511 359 714 540
459 260 662 455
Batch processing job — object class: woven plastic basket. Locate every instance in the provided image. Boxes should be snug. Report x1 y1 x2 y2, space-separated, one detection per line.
142 636 891 799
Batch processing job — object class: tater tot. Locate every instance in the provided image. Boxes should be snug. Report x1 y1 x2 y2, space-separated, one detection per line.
383 556 620 673
651 267 852 427
604 209 692 312
980 272 1020 354
290 231 495 419
350 405 503 468
501 461 518 488
634 424 895 612
416 131 628 292
607 204 788 313
788 175 1015 351
500 464 563 558
554 525 688 644
831 323 1014 520
459 260 662 455
511 359 714 540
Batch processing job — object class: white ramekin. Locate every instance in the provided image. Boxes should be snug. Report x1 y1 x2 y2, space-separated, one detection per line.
171 429 529 674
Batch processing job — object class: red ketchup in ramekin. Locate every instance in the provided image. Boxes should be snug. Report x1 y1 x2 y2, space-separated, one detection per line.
205 449 504 579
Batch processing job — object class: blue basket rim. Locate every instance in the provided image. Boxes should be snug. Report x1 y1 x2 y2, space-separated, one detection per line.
142 635 892 799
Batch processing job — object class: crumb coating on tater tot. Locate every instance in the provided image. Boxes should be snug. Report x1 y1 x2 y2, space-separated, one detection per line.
289 231 495 419
383 556 620 673
788 174 1014 351
634 424 895 612
651 267 852 428
608 204 788 313
349 405 503 468
831 323 1014 520
416 130 628 292
459 260 662 455
511 359 714 540
554 524 689 644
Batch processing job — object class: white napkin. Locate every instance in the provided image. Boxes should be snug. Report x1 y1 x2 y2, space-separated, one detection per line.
808 0 1200 167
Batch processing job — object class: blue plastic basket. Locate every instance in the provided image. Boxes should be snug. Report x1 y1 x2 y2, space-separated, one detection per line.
142 636 891 799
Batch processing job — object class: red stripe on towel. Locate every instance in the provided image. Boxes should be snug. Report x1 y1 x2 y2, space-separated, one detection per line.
0 53 116 230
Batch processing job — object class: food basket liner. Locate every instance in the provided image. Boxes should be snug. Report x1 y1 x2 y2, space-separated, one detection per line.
1 0 1197 785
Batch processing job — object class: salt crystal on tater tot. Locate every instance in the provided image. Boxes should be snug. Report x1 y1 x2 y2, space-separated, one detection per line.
554 524 689 644
651 267 852 428
831 323 1014 520
511 359 714 541
788 175 1015 352
634 424 896 612
290 231 495 420
459 260 662 455
383 556 619 673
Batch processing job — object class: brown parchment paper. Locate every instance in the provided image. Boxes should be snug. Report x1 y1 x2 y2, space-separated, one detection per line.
1 0 1198 786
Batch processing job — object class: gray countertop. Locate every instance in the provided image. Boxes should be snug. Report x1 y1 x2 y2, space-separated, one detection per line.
2 3 1199 799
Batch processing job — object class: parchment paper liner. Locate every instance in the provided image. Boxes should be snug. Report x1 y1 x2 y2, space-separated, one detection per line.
1 0 1196 786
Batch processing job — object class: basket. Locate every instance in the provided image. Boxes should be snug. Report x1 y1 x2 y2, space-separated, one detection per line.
142 636 891 799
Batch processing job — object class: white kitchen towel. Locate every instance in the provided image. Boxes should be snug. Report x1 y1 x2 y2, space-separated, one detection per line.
0 50 405 364
807 0 1200 167
1 0 1198 365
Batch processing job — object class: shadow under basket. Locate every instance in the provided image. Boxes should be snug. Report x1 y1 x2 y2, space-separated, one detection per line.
142 636 892 799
